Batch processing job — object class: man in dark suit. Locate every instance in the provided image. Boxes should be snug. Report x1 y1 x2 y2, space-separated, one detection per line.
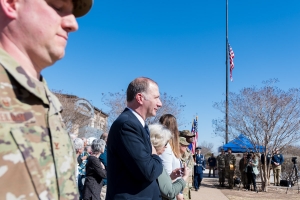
194 147 205 191
106 77 163 200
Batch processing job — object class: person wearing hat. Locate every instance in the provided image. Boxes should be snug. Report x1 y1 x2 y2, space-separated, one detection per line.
194 147 206 191
0 0 93 199
217 148 226 187
225 148 236 189
179 135 194 199
180 130 196 144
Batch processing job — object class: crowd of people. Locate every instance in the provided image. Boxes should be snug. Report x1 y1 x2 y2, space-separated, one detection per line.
214 147 284 192
0 0 287 199
68 77 222 200
72 118 286 199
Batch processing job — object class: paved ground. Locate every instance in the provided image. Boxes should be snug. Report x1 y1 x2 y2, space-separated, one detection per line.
190 169 229 200
189 169 300 200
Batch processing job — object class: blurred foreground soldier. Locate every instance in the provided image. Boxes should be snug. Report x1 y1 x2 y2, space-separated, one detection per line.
217 149 226 187
179 133 194 200
194 147 205 191
271 148 284 186
0 0 93 199
225 148 236 189
239 153 248 189
208 153 217 177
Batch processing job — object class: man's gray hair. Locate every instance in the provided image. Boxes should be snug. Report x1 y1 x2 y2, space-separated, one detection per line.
73 138 84 150
149 123 172 149
91 139 106 154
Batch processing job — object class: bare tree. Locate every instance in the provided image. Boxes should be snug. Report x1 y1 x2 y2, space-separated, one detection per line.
102 90 185 127
199 141 214 156
281 145 300 184
53 90 90 135
101 90 127 126
213 79 300 191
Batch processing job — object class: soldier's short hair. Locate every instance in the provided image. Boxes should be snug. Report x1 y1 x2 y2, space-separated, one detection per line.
126 77 157 102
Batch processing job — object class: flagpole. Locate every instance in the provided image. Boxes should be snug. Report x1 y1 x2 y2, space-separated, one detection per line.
225 0 229 144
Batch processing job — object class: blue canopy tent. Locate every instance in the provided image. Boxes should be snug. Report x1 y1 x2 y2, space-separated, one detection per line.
220 134 265 153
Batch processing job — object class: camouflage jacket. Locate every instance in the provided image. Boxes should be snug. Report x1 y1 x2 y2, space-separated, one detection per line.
0 48 78 199
180 148 194 200
225 154 236 170
217 154 226 169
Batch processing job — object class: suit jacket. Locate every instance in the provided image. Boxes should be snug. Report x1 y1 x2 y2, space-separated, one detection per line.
194 154 205 174
106 108 163 200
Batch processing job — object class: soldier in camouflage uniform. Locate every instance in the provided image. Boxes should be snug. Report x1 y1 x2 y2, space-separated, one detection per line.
217 148 226 187
179 131 195 200
180 130 196 186
225 148 236 189
0 0 93 199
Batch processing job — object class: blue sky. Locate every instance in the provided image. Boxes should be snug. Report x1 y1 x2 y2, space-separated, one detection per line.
44 0 300 152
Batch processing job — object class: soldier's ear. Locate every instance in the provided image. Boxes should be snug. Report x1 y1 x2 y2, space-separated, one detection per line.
1 0 19 19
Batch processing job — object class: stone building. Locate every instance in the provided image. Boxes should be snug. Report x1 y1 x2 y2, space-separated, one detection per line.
53 92 108 139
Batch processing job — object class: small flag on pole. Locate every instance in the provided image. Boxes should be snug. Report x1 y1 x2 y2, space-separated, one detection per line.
228 43 235 81
188 117 198 154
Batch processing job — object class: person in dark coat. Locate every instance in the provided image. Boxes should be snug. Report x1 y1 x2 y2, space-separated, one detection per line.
271 148 284 186
194 147 206 191
83 139 107 200
208 153 216 177
239 153 248 189
106 77 163 199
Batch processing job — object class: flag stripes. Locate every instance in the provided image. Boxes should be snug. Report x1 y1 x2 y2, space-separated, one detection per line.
228 43 235 81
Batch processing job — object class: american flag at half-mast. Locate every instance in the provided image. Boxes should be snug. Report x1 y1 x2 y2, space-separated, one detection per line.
228 43 235 81
188 117 198 154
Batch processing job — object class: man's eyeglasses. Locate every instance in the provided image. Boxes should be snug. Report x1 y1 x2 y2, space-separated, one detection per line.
164 142 168 147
